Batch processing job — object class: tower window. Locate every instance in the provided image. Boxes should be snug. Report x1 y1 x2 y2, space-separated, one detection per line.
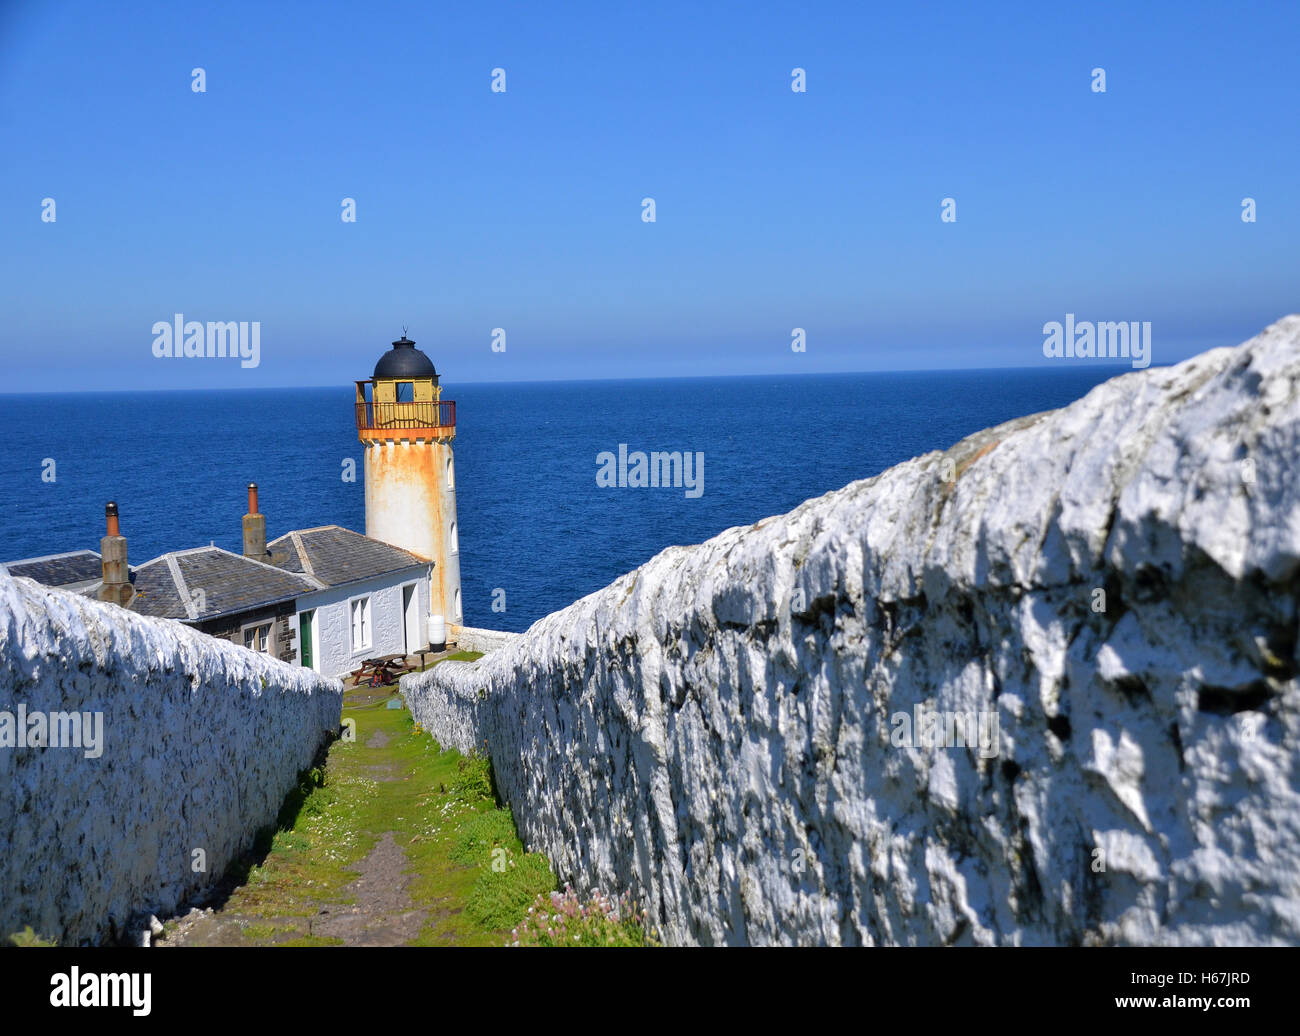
446 456 455 489
449 521 458 554
395 381 414 402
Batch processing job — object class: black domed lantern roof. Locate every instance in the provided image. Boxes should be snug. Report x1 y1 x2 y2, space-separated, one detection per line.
373 335 438 381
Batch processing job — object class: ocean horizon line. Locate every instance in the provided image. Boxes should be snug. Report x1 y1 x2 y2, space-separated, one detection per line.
0 359 1154 398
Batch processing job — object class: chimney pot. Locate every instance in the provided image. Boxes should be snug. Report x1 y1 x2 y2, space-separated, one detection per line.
99 501 131 605
243 482 268 559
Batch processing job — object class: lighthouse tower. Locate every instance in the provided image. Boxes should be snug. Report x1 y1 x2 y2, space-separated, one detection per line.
355 334 462 630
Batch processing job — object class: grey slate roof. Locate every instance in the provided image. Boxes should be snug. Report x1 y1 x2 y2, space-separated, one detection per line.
130 546 323 621
76 546 324 622
268 525 428 588
122 558 187 618
2 550 103 592
16 527 424 624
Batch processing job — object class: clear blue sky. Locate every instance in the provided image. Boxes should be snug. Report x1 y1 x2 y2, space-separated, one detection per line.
0 0 1295 391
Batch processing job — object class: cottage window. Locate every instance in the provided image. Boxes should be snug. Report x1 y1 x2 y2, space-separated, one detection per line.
242 623 272 653
351 596 372 652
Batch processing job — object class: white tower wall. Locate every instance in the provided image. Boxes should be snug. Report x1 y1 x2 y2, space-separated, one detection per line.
363 437 463 627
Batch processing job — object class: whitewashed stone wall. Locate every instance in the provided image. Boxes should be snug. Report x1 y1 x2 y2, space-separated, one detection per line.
0 569 343 945
452 625 521 655
403 315 1300 946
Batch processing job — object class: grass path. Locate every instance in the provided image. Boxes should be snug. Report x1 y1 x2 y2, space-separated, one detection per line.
161 653 557 947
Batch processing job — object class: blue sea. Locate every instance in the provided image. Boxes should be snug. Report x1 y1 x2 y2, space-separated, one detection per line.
1 369 1123 632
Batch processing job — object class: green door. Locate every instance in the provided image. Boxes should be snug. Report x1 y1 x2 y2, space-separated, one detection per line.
300 611 314 669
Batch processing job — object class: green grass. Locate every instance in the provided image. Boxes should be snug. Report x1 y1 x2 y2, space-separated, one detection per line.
466 853 556 930
449 809 518 864
511 888 661 947
277 935 346 947
450 752 495 804
6 926 56 947
240 921 292 941
188 649 567 946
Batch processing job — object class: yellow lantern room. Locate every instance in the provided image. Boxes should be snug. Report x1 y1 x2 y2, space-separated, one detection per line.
355 334 452 432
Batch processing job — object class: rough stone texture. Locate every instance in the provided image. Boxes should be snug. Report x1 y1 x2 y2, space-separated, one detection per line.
0 567 343 945
452 625 521 655
403 316 1300 946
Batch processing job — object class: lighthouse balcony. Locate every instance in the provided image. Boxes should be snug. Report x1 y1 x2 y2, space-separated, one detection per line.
355 400 456 440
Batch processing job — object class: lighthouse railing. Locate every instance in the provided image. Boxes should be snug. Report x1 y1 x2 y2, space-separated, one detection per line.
356 400 455 432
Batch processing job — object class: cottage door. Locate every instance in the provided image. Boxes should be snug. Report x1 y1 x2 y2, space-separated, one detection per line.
300 611 314 670
402 584 419 655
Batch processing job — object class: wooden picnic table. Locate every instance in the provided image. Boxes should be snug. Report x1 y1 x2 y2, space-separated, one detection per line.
352 654 414 688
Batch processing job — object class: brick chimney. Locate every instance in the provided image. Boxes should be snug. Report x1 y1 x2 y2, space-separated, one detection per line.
98 501 134 606
243 482 269 560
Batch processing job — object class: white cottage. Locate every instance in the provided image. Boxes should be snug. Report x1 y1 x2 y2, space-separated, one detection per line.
266 525 433 678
